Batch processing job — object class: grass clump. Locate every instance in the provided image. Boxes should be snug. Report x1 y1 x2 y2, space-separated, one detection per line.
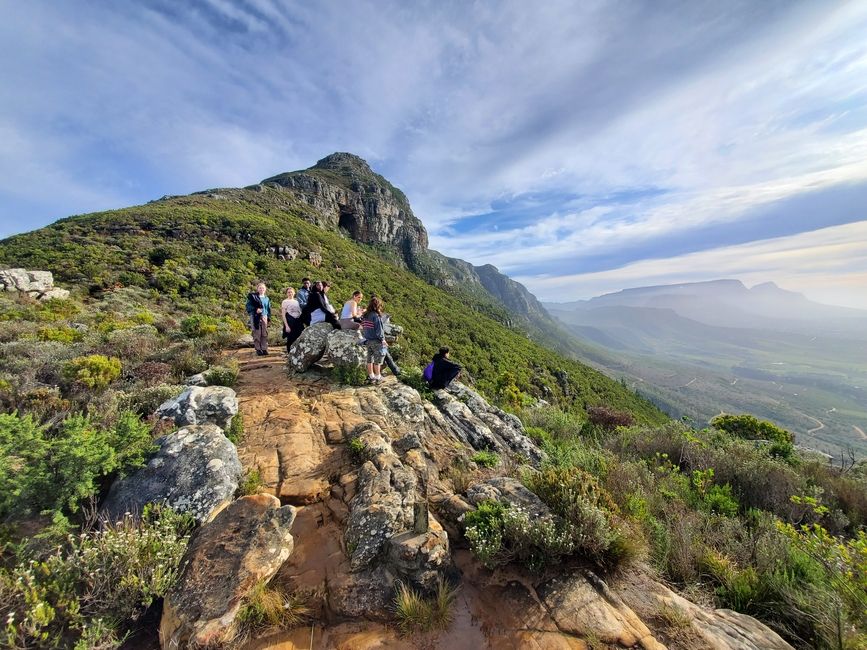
206 360 240 387
237 468 264 496
226 411 244 445
393 578 458 635
234 580 310 643
348 436 369 463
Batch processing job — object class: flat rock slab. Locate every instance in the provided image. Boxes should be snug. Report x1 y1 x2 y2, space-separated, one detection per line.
101 423 241 523
160 494 297 648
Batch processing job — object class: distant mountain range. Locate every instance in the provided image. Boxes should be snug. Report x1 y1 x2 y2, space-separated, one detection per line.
546 280 867 457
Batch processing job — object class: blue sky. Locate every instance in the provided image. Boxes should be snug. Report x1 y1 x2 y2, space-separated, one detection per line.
1 1 866 308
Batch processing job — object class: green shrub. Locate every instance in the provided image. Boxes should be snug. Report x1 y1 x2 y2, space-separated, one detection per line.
519 406 585 440
206 361 240 387
400 366 434 399
103 325 161 362
471 450 499 468
180 314 220 338
36 325 83 343
226 411 244 445
118 383 184 417
0 506 193 649
711 413 794 459
108 411 157 476
63 354 122 390
524 426 551 445
332 362 368 387
0 413 47 518
237 468 264 496
348 437 369 463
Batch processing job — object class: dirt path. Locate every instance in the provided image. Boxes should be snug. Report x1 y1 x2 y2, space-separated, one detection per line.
854 425 867 441
803 413 825 435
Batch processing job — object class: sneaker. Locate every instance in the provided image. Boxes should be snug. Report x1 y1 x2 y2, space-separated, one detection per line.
374 375 383 383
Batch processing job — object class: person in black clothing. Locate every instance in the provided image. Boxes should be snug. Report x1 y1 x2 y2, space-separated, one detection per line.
300 281 341 329
429 346 461 389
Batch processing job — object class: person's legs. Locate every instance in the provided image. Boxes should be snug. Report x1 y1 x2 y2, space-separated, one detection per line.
339 318 360 330
383 350 401 376
254 321 269 355
372 345 386 382
366 341 376 379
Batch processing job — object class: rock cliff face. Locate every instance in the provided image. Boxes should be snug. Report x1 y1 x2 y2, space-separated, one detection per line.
262 153 429 265
260 152 549 323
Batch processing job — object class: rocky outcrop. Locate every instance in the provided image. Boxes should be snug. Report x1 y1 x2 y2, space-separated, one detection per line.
0 268 69 300
160 494 297 648
101 424 241 523
431 382 543 465
262 153 428 265
156 385 238 430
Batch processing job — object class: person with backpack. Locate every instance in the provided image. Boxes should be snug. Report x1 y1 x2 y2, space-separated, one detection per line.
361 296 387 384
245 281 271 356
426 347 461 389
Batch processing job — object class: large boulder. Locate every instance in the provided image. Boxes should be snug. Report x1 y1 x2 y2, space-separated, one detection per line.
101 424 241 523
287 322 333 372
160 494 297 648
321 329 366 367
0 268 30 291
156 385 238 429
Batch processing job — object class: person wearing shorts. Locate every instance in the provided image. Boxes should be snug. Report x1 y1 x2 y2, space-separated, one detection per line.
361 296 387 383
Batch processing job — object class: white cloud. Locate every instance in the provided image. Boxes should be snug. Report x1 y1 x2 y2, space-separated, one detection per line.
517 220 867 310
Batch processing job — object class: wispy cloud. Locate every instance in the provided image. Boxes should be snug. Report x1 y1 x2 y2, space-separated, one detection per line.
1 1 866 308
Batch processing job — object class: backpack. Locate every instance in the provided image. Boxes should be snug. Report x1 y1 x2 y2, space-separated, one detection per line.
422 362 434 383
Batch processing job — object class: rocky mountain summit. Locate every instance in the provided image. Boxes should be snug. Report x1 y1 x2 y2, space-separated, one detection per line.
260 153 549 324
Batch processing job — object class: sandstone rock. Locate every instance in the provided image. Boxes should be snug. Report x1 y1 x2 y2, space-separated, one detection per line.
0 268 31 291
538 572 664 650
321 328 366 367
156 385 238 429
160 494 297 648
308 250 322 267
287 322 332 372
387 515 450 592
328 565 396 621
101 424 241 523
41 287 70 300
26 270 53 292
381 383 426 424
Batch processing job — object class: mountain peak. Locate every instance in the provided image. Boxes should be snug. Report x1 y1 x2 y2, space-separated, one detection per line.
312 152 375 175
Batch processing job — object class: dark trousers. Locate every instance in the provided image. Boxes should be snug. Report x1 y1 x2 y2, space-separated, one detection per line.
252 320 268 353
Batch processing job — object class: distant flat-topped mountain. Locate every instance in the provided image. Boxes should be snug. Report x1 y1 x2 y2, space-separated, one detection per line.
550 279 867 335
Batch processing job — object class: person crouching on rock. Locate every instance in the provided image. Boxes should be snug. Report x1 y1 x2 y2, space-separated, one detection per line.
361 296 387 384
339 290 364 330
281 286 303 353
246 281 271 356
429 346 461 389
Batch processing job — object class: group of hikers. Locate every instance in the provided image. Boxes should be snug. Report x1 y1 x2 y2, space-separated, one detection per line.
245 278 461 388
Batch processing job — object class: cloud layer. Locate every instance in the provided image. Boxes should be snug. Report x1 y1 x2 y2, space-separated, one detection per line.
1 1 866 307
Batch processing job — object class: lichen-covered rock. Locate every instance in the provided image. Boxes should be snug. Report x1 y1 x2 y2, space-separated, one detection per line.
287 322 332 372
160 494 297 648
431 382 543 465
344 423 418 570
321 329 366 367
101 424 241 523
185 372 208 387
156 385 238 429
381 383 426 424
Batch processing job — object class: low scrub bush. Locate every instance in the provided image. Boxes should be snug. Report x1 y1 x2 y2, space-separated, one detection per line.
332 362 368 387
470 450 499 468
63 354 122 390
400 366 434 399
237 468 264 496
118 383 184 417
103 325 161 362
206 360 240 387
0 506 193 649
585 405 634 433
226 411 244 445
37 325 83 344
519 406 585 440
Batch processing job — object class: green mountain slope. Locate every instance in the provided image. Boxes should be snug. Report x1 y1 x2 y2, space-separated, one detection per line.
0 187 664 423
